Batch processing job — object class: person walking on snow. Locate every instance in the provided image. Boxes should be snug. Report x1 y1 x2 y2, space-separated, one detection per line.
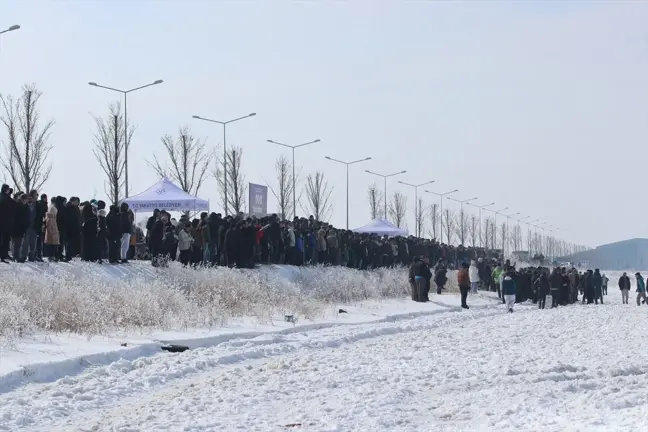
592 269 603 305
635 272 646 306
601 273 609 296
502 269 517 313
469 259 480 294
618 272 631 304
457 262 471 309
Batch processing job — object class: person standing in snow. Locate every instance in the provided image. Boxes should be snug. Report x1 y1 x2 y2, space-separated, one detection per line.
408 256 420 302
535 270 550 309
457 262 471 309
549 267 563 308
601 273 609 296
592 269 603 304
434 264 447 295
469 259 480 294
635 272 646 306
502 269 517 313
618 272 631 304
492 263 503 298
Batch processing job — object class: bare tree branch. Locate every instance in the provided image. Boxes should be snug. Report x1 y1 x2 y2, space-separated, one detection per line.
428 203 439 240
213 145 246 214
149 125 212 198
367 183 383 220
300 171 334 222
443 208 456 245
91 101 134 205
267 155 301 220
468 214 478 247
454 208 469 246
415 198 426 238
388 191 407 228
0 84 55 192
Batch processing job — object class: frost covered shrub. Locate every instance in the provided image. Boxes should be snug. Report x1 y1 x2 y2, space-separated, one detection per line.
0 261 420 340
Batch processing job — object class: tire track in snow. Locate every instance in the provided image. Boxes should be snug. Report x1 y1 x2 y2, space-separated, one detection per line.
0 304 520 430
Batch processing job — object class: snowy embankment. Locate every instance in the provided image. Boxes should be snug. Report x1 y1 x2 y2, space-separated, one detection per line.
2 287 646 432
0 261 466 391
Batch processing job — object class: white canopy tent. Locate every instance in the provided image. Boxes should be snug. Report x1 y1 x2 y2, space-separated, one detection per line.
122 177 209 213
352 219 409 237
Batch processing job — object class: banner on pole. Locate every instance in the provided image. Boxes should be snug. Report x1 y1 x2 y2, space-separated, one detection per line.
248 183 268 217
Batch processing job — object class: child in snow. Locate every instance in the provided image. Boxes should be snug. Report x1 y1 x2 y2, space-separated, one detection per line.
502 270 517 313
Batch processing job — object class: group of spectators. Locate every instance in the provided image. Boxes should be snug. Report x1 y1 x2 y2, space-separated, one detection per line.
0 185 505 269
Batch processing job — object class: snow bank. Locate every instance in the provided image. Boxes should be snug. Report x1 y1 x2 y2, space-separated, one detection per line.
0 261 460 346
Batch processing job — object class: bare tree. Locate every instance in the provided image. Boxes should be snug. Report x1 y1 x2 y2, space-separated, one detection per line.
500 222 508 256
454 208 469 245
150 126 212 197
301 171 334 221
367 183 383 220
0 84 55 192
92 102 134 205
511 224 523 253
443 208 456 245
267 155 299 220
415 198 426 238
468 214 479 247
428 203 440 240
483 217 494 249
388 191 407 228
214 146 246 214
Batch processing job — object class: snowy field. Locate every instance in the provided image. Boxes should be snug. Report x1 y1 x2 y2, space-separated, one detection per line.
1 265 646 431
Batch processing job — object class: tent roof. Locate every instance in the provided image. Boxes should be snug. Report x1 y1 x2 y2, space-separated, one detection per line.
122 177 209 212
352 219 409 237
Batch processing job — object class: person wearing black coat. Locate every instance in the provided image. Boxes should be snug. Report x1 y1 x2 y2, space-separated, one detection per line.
81 204 98 262
149 214 166 266
224 221 239 267
592 269 603 304
217 219 228 265
118 203 133 263
535 271 550 309
434 266 448 295
11 194 29 262
549 268 563 308
618 272 631 304
408 257 421 302
96 201 108 263
106 205 122 264
0 185 15 262
34 193 48 261
583 270 595 304
63 198 81 261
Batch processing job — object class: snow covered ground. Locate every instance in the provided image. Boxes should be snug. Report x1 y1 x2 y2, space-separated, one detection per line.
1 281 647 431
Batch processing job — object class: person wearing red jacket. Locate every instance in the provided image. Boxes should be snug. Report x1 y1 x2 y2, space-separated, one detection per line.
457 262 471 309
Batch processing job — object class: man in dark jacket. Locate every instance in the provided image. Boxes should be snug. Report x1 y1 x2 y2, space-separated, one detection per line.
619 272 631 304
535 271 550 309
408 257 421 302
11 193 29 262
224 221 239 267
34 193 47 262
106 205 122 264
592 269 603 304
96 200 108 263
434 265 448 295
0 184 14 262
549 268 563 308
63 197 81 261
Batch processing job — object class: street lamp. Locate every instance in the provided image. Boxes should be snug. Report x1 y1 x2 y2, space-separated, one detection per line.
268 138 320 218
326 156 371 229
365 169 407 220
397 180 435 237
502 211 520 257
193 113 256 215
0 24 20 35
89 79 164 198
425 189 458 244
467 201 495 247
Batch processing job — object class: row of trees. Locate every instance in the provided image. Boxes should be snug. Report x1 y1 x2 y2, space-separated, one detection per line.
0 84 588 259
0 85 335 222
366 184 588 258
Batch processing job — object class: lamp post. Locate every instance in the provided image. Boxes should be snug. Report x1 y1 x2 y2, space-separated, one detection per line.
425 189 458 244
397 180 435 237
326 156 372 229
193 113 256 215
0 24 20 35
89 79 164 198
489 207 508 250
502 211 520 258
365 169 406 220
268 138 320 218
447 196 477 246
467 202 495 247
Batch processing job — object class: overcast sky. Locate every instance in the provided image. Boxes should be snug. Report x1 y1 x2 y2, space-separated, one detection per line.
1 0 646 247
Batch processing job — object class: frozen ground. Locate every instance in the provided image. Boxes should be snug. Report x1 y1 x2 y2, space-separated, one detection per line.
1 282 647 432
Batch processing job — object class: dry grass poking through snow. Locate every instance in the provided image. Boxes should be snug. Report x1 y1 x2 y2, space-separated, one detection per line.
0 262 460 345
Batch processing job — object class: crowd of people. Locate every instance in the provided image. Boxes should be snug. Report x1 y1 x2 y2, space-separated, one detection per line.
0 184 503 269
408 255 647 310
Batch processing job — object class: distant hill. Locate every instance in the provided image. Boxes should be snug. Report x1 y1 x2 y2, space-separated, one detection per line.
561 238 648 270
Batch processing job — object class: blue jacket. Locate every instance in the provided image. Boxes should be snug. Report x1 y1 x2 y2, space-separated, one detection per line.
502 276 517 296
636 275 645 293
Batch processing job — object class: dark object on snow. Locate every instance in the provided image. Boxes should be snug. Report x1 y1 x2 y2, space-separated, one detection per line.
284 314 295 323
284 424 302 428
161 344 189 353
338 309 348 314
120 343 127 347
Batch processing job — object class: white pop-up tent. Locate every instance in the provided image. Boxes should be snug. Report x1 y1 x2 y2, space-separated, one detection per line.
352 219 409 237
122 177 209 213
